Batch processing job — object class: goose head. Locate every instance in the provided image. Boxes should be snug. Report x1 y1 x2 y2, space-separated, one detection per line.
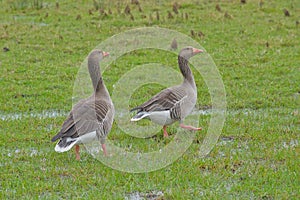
179 46 203 60
89 49 110 62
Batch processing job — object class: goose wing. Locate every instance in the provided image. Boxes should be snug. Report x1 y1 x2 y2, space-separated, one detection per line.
131 86 187 113
51 98 114 142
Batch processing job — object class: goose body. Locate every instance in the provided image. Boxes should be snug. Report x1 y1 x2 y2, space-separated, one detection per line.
51 50 114 160
130 47 203 137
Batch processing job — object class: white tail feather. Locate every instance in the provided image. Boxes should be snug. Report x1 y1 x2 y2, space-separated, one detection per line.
130 112 150 122
54 138 78 153
54 131 97 153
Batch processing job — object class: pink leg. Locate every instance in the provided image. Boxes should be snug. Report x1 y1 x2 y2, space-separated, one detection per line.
102 143 107 156
75 145 80 161
163 125 169 137
180 124 202 131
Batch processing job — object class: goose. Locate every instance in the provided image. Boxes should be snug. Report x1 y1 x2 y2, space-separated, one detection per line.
51 50 114 160
130 46 203 137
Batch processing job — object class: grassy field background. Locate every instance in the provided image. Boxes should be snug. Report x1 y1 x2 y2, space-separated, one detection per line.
0 0 299 199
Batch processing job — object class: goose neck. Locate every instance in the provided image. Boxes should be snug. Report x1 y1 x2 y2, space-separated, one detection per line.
88 58 103 92
178 55 195 85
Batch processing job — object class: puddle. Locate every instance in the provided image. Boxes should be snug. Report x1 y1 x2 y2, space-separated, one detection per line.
191 109 213 116
1 107 296 121
30 149 38 157
10 15 49 26
32 22 48 26
125 191 164 200
13 15 31 20
282 139 298 149
2 147 51 161
193 107 298 117
0 110 68 121
217 136 235 146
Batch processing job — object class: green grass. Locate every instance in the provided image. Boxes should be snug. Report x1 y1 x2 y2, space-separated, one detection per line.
0 0 299 199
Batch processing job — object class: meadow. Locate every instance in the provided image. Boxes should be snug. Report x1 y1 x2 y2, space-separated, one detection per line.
0 0 299 199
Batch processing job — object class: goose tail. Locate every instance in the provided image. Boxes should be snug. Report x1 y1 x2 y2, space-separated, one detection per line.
54 137 78 153
130 112 150 122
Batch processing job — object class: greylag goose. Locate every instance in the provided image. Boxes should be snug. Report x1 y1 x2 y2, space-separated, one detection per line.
130 46 203 137
51 50 114 160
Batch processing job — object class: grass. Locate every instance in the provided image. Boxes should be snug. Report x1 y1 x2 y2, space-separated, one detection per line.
0 0 299 199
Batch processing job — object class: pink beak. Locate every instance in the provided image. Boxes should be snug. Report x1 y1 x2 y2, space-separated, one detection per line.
192 48 204 54
103 51 110 57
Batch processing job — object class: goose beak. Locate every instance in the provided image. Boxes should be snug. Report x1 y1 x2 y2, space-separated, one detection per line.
192 48 204 54
103 51 110 57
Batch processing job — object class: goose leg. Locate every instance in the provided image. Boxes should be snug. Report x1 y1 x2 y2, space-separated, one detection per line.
102 143 107 156
75 145 80 160
180 124 202 131
163 125 169 137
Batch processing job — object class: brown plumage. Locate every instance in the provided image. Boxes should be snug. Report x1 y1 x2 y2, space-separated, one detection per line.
51 50 114 160
130 47 203 137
